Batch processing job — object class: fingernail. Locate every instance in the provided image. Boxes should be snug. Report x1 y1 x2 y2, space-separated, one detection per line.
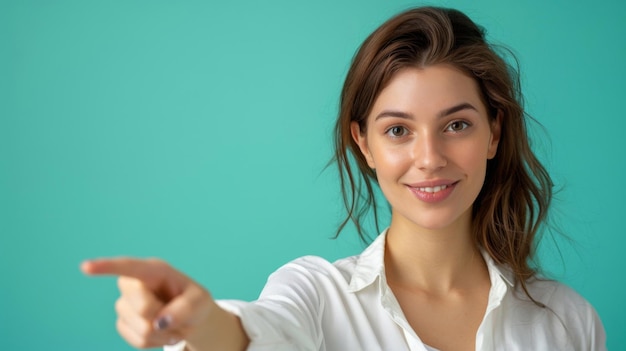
154 315 171 330
167 338 180 345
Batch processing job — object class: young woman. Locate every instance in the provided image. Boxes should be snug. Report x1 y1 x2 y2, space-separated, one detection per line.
82 7 606 351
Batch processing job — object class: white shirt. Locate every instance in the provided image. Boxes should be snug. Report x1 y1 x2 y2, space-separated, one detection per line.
166 230 606 351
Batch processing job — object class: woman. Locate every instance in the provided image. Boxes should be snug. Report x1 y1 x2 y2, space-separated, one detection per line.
82 7 606 350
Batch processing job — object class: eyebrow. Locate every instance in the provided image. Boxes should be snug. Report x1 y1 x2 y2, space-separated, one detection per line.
438 102 478 118
374 102 478 121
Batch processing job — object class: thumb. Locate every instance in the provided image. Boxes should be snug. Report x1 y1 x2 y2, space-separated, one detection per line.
153 282 215 331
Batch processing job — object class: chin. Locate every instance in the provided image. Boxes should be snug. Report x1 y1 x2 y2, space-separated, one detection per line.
398 210 469 232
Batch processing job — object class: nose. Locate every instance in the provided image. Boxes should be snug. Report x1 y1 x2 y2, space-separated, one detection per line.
413 134 447 172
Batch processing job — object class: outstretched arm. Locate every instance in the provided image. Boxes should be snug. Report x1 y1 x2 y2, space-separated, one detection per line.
81 258 250 351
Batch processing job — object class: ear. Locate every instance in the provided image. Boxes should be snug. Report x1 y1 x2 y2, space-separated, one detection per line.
350 121 375 168
487 110 502 160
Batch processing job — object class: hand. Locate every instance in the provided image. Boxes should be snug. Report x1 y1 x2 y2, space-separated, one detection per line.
81 257 217 349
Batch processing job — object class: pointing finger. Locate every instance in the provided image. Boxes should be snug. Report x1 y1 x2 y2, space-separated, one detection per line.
81 257 164 279
81 258 190 297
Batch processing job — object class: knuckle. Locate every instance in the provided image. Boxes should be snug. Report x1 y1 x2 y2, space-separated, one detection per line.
115 316 155 349
117 276 137 291
178 297 195 314
146 257 167 267
116 319 143 347
115 319 125 338
146 257 176 275
117 276 126 290
114 298 125 315
135 320 154 340
131 337 152 349
135 299 158 318
192 284 212 305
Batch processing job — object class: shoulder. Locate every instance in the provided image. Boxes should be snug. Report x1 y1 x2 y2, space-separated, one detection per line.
514 279 606 350
524 278 597 318
270 255 358 277
260 255 359 296
524 279 587 306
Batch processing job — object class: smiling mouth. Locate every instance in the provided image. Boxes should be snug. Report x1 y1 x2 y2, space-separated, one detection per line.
415 185 449 193
407 181 459 203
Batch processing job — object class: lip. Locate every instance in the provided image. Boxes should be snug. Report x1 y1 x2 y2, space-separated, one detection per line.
406 179 458 203
407 179 458 188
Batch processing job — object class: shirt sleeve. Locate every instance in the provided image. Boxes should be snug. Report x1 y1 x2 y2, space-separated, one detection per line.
165 256 330 351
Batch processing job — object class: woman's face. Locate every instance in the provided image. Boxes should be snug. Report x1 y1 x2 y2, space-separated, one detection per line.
351 64 500 232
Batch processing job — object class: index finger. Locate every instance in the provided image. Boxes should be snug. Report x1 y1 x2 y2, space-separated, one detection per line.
81 257 192 299
81 257 169 280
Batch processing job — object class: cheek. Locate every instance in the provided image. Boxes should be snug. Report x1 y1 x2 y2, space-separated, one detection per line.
454 141 489 178
370 142 413 173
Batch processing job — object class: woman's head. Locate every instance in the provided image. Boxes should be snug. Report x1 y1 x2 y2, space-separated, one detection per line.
334 7 552 290
350 64 501 236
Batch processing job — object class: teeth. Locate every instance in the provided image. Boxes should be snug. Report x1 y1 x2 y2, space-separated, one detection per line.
418 185 447 193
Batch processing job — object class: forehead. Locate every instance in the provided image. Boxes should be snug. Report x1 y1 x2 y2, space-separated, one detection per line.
368 64 487 118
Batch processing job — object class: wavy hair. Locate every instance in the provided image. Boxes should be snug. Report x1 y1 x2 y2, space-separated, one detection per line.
333 7 553 303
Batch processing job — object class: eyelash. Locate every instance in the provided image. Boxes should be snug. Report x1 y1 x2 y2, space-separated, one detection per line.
384 125 409 138
384 120 471 138
445 120 471 132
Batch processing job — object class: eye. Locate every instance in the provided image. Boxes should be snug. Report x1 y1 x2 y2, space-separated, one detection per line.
385 126 409 138
445 120 470 132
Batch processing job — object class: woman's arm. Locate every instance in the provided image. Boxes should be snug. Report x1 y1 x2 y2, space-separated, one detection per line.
81 258 249 351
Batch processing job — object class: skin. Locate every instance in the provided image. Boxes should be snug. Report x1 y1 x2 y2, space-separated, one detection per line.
351 64 501 350
81 258 249 351
82 64 501 351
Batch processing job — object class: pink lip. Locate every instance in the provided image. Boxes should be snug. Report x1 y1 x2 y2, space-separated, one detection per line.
406 179 458 203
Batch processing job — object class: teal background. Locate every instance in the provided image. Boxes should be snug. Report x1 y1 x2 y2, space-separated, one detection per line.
1 0 624 349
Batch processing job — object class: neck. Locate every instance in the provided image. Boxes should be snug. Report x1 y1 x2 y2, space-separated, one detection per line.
384 211 488 295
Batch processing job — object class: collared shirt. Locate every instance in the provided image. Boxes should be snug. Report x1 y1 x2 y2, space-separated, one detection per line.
166 231 606 351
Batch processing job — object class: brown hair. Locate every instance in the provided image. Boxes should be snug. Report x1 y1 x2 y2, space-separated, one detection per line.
333 7 552 302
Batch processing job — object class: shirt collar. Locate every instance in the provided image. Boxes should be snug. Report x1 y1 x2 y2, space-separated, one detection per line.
347 228 516 293
347 229 388 292
482 248 516 287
